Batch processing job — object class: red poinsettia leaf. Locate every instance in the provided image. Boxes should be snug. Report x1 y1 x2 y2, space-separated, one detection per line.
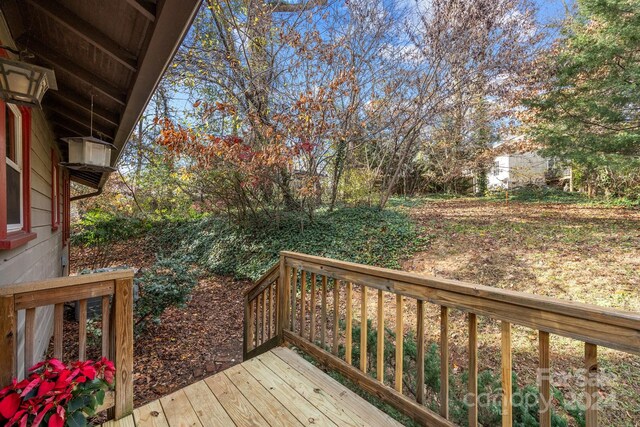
20 378 40 398
37 381 56 398
80 366 96 381
104 370 114 385
32 402 54 427
0 392 21 419
48 413 64 427
54 371 71 390
48 359 65 372
29 360 47 372
19 412 28 427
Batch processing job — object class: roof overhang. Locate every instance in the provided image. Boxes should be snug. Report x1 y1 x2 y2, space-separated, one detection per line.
1 0 201 189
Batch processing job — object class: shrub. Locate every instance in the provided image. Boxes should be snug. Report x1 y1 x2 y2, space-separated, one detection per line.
0 358 114 427
133 257 198 333
153 206 427 280
71 209 149 247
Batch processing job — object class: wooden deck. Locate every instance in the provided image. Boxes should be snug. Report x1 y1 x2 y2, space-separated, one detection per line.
102 347 403 427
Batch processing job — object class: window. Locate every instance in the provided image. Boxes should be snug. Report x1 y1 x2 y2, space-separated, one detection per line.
0 100 34 249
51 149 60 230
6 104 22 231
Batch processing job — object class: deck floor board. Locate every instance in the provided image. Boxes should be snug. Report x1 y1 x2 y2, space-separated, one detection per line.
102 347 401 427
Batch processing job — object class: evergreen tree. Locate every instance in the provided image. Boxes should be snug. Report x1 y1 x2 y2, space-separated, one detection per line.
528 0 640 178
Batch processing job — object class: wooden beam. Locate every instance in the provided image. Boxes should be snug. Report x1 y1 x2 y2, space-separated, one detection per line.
48 103 116 136
124 0 157 22
49 109 115 140
51 116 114 142
53 123 83 138
48 88 120 127
26 0 137 71
20 38 127 106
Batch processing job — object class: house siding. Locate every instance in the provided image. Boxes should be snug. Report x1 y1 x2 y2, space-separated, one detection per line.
0 108 68 378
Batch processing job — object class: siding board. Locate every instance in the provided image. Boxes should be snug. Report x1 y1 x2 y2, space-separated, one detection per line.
1 109 66 379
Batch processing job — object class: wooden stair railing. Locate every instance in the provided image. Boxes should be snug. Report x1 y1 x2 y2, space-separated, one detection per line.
267 251 640 427
0 270 135 421
243 262 281 360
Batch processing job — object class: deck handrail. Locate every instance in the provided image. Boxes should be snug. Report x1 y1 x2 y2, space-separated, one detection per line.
245 251 640 427
243 262 281 360
0 271 134 421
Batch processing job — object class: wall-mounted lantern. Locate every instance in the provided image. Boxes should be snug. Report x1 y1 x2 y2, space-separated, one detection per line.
60 136 116 172
0 56 57 108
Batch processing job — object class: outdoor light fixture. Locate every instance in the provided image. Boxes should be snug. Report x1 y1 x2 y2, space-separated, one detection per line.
0 55 57 108
60 94 116 172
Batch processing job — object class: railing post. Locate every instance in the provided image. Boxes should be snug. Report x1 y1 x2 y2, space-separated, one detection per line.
0 296 16 387
111 277 134 420
243 294 251 359
277 254 289 342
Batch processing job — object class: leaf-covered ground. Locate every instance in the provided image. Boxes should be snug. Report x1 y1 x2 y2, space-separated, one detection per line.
69 199 640 425
402 198 640 426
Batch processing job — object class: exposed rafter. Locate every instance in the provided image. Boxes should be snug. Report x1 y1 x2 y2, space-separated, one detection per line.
124 0 156 22
19 38 127 106
49 108 115 141
49 101 118 133
26 0 138 72
48 88 120 128
52 120 89 140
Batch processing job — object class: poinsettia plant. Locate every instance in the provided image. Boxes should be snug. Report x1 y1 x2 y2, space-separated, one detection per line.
0 358 115 427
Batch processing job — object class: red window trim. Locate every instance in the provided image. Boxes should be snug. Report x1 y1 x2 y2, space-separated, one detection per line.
51 148 61 231
62 169 70 246
0 101 35 250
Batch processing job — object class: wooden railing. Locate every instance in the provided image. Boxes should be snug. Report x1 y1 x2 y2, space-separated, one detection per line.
243 263 280 360
0 270 135 421
245 251 640 427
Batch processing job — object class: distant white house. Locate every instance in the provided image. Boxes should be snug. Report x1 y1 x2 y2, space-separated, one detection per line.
487 152 549 189
485 136 571 190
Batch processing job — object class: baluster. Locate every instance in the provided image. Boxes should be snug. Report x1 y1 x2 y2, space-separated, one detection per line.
245 297 254 353
468 313 478 427
377 290 384 383
101 296 110 358
262 291 267 344
416 300 425 404
300 270 307 337
24 308 36 377
78 299 87 360
54 303 64 359
309 273 317 343
273 282 279 337
539 331 551 427
291 268 298 332
585 343 598 427
345 282 353 364
332 279 340 356
269 284 274 339
320 276 327 348
395 295 403 393
502 321 512 427
440 306 449 418
254 297 259 349
360 285 368 373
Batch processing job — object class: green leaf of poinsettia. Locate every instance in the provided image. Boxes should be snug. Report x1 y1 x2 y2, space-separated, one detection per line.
67 397 86 413
96 390 105 406
66 410 87 427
